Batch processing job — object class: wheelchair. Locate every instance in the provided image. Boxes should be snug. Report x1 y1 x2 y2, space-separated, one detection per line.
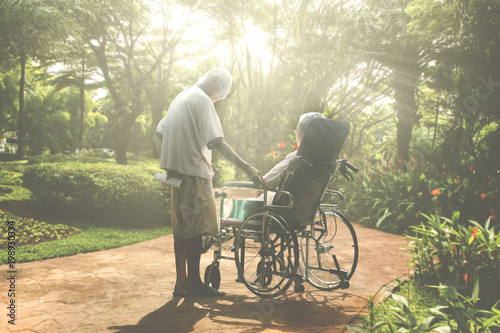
203 117 359 298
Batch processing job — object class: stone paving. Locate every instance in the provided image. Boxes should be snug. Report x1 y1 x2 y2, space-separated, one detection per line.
1 222 410 333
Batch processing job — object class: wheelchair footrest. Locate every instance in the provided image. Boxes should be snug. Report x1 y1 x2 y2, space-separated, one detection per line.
330 254 348 279
328 269 348 279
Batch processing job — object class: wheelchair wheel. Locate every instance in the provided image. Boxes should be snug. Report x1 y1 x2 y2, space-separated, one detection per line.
298 209 358 291
234 208 299 298
204 263 221 290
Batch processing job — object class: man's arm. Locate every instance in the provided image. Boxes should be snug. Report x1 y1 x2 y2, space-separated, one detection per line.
213 140 263 186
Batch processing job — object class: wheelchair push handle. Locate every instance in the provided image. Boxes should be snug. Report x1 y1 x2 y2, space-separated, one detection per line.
336 158 359 181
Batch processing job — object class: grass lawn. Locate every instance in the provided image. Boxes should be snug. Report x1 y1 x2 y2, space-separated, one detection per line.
0 224 172 265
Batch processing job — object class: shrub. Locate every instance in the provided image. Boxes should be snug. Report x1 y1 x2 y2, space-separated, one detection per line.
337 159 435 233
0 161 30 203
337 159 499 233
22 162 170 228
0 209 81 249
212 159 237 187
408 212 500 306
0 153 23 162
27 153 112 165
348 284 500 332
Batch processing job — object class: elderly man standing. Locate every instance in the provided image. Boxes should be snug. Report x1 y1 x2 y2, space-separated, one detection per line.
154 67 263 297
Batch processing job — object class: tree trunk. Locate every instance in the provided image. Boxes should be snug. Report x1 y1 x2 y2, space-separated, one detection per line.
17 53 26 158
78 51 85 151
151 97 163 158
394 76 417 163
114 100 144 165
392 48 420 164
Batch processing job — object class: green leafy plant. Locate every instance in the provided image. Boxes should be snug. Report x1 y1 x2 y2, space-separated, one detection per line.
430 285 500 333
408 212 500 304
0 210 81 249
337 158 499 233
348 284 500 333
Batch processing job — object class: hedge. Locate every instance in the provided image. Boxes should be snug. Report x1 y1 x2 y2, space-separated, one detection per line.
22 162 170 228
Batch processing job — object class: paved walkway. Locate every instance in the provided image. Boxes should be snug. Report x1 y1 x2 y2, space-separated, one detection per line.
1 222 410 333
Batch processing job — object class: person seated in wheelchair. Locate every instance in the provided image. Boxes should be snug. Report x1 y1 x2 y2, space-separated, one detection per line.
221 112 326 221
222 112 327 219
262 112 326 191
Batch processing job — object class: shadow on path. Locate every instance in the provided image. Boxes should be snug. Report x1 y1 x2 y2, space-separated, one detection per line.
109 290 361 332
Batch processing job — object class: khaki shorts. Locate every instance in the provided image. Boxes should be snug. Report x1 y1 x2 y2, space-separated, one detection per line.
170 173 218 240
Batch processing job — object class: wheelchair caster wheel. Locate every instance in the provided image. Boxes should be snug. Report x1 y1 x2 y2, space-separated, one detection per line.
294 283 305 293
204 264 221 290
339 280 350 289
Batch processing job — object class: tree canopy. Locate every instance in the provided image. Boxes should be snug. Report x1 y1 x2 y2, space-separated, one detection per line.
0 0 498 174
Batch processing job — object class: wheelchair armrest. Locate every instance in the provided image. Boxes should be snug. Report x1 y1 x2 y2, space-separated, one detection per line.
223 181 259 189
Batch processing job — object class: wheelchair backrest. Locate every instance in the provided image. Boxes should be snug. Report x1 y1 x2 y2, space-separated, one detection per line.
273 117 350 227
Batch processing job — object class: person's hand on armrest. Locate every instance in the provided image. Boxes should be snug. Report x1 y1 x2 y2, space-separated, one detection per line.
213 140 264 187
242 164 264 187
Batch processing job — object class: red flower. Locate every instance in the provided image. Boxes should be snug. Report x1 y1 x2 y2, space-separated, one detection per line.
490 215 494 220
473 227 478 239
464 273 468 286
293 144 299 150
470 166 473 170
431 189 440 196
481 193 486 199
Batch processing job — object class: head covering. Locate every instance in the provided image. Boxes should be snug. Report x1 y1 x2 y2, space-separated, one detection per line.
198 67 233 97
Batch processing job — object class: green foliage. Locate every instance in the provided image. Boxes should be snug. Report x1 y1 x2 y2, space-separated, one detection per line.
337 158 499 233
0 209 81 250
429 285 500 333
348 282 500 333
0 161 30 203
212 159 237 187
338 159 434 233
22 161 170 227
408 212 500 305
26 152 113 165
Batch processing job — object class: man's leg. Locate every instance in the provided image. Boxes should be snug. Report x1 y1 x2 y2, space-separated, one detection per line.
185 235 224 296
173 239 188 292
186 235 204 288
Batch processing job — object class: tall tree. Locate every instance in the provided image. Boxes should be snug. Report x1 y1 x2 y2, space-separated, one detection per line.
76 0 190 164
0 0 83 157
406 0 500 171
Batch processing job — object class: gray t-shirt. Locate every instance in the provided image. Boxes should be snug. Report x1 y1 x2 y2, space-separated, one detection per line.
156 85 224 179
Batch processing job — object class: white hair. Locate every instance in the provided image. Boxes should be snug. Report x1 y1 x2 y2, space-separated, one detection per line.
297 112 325 135
198 67 233 95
